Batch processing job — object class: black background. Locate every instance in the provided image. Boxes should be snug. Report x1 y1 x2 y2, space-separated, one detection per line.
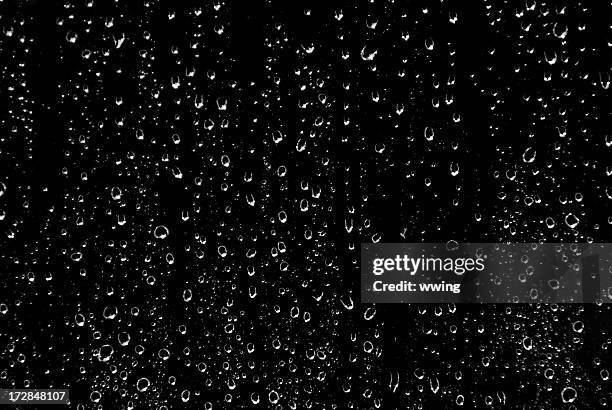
1 0 612 408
